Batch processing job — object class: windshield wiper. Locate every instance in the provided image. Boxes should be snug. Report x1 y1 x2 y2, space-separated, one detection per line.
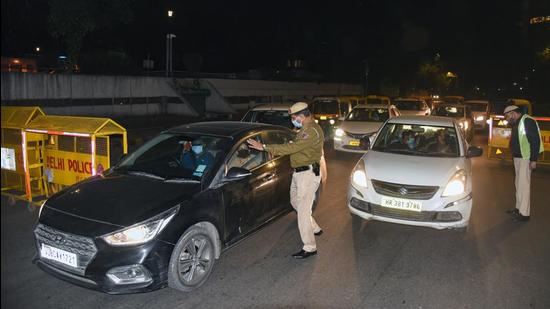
127 171 165 180
164 177 201 183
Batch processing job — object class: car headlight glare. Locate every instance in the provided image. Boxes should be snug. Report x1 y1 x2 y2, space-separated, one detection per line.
442 170 466 197
314 119 319 123
329 119 336 125
475 116 484 121
102 206 179 246
335 128 344 137
351 159 368 188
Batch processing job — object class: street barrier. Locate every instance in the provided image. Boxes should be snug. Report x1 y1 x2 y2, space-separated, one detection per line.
1 106 46 202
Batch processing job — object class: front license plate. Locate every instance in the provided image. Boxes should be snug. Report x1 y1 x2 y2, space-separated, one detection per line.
349 140 360 146
41 244 78 268
380 196 422 212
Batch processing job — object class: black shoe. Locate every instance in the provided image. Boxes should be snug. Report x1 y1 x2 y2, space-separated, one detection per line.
512 214 530 222
506 208 519 215
314 230 323 236
292 249 317 259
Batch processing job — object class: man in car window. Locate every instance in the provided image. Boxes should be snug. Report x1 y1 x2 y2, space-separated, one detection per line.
181 139 215 176
247 102 324 259
425 129 451 153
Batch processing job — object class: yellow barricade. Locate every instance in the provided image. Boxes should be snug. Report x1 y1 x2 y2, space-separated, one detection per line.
1 106 46 203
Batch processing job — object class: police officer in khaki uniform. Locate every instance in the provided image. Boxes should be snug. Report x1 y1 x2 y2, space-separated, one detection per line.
247 102 324 259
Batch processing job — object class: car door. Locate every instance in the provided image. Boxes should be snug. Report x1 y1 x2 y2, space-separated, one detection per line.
221 133 276 243
261 130 294 219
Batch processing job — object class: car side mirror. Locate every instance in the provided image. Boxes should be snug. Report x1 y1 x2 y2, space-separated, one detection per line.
225 167 252 181
466 146 483 158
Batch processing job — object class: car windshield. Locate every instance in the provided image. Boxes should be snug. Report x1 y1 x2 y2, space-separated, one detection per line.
115 133 230 181
433 106 464 117
242 110 292 128
394 100 423 110
312 99 339 114
346 108 389 122
465 103 488 112
372 123 459 157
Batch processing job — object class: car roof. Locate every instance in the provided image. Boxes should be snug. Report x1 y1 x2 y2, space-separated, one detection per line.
353 104 391 109
387 115 456 127
250 103 292 111
164 121 287 138
394 98 424 102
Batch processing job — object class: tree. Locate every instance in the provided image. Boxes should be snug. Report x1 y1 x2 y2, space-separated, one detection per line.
48 0 134 70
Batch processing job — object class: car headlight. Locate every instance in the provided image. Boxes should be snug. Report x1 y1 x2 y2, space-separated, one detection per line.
335 128 344 137
329 119 336 125
463 121 469 130
475 115 484 121
102 206 179 246
314 119 319 123
351 159 368 188
442 170 466 197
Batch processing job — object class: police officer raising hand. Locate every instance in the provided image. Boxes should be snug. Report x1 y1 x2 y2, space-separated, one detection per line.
247 102 324 259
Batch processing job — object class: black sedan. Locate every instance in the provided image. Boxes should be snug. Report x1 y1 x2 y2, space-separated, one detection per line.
33 122 299 294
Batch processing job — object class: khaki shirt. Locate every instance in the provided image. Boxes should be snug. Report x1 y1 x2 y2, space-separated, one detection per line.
265 122 324 168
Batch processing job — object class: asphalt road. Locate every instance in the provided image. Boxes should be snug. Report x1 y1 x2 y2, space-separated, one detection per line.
2 132 550 309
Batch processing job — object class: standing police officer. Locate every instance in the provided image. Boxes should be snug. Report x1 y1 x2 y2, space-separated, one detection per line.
503 105 544 222
247 102 324 259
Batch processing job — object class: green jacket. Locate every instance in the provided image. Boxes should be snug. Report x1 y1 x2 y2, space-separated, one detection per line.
265 122 324 168
518 114 544 160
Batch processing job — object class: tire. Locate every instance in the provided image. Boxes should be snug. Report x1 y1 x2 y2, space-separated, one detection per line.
168 225 217 292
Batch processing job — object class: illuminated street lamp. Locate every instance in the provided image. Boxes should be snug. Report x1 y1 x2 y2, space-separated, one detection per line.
168 10 173 17
35 47 40 52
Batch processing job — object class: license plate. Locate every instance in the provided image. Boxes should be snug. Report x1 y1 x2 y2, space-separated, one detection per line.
41 244 78 268
349 140 360 146
380 196 422 212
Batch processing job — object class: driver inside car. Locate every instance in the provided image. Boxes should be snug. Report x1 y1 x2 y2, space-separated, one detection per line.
181 139 215 175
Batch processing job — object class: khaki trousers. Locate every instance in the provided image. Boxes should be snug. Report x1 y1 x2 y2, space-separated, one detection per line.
513 158 532 216
290 169 322 252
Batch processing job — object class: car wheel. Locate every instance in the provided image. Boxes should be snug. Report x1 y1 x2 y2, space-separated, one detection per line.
168 225 216 292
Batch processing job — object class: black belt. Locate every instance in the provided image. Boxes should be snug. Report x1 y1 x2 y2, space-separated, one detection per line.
294 162 320 173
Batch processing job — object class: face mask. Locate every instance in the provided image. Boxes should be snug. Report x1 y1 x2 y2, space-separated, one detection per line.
407 137 415 149
192 145 203 154
291 118 303 128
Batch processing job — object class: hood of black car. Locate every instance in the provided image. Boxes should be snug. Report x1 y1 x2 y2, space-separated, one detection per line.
44 172 199 227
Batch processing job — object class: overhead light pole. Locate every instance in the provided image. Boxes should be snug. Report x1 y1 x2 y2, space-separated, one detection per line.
166 10 175 76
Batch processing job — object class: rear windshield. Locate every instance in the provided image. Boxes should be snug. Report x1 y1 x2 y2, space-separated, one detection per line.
433 106 464 117
312 100 339 114
394 100 423 110
465 103 488 112
346 108 389 122
242 110 292 128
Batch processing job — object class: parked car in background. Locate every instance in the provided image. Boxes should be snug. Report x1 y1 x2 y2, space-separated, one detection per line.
432 104 474 141
241 103 293 129
443 96 465 105
311 96 353 138
34 122 302 294
393 98 431 116
463 100 490 130
348 116 483 230
334 104 400 153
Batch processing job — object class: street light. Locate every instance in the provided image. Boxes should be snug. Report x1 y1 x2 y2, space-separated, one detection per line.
168 10 173 17
166 9 175 76
35 47 40 52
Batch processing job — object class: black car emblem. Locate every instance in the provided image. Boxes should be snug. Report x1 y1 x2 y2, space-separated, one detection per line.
399 187 408 195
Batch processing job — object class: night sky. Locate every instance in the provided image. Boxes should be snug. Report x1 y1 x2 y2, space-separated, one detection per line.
1 0 549 97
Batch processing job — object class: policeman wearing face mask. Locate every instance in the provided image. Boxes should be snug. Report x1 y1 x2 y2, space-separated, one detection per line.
247 102 324 259
181 139 215 171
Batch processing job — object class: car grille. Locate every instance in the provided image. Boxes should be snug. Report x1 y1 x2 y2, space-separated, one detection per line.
371 204 437 221
34 224 98 276
371 179 439 200
345 131 371 139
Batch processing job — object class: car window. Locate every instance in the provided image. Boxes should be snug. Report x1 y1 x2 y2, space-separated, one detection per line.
116 133 228 180
243 110 292 128
262 130 292 160
372 123 459 157
339 102 350 117
312 99 339 114
226 134 266 172
394 100 423 111
433 106 464 117
346 108 389 122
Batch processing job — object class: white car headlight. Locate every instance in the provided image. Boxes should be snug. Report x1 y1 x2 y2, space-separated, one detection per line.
329 119 336 125
475 115 484 121
335 128 345 137
314 119 319 123
102 206 179 246
351 159 368 188
442 170 466 197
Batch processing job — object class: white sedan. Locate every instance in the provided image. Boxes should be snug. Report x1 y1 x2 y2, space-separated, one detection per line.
348 116 482 230
334 104 400 153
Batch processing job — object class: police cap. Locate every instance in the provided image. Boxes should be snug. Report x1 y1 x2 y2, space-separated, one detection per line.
289 102 309 115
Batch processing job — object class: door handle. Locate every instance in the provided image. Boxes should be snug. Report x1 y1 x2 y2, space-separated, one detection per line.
262 173 275 182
